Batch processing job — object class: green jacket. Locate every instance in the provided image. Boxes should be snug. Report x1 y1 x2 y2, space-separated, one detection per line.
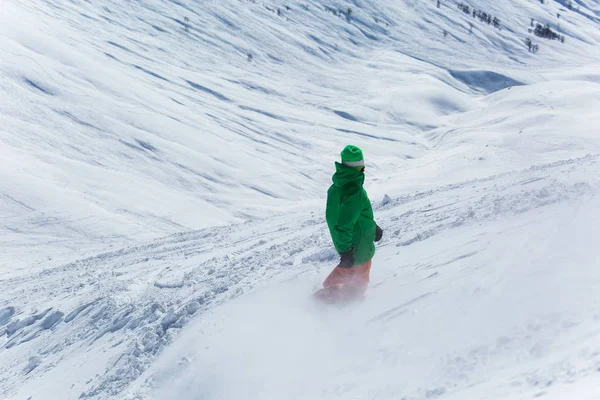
326 162 376 266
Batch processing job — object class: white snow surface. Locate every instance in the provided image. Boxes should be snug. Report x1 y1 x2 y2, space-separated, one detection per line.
1 0 600 398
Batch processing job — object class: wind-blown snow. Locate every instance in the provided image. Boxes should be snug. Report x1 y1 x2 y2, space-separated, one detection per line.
1 0 600 398
136 161 600 400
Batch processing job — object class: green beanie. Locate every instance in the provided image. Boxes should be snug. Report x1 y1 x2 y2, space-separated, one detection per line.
340 145 364 167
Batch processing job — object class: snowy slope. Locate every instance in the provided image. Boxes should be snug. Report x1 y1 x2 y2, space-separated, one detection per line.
3 0 600 267
144 190 600 400
2 0 600 398
3 154 599 400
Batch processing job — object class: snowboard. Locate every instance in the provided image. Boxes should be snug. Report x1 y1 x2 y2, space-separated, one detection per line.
312 283 365 305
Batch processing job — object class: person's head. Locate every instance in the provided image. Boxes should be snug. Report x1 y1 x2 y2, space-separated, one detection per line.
341 145 365 172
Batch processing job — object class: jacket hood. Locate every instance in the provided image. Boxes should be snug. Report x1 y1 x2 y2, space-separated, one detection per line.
332 162 365 187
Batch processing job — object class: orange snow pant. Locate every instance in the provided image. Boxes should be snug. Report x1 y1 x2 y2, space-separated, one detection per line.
314 260 372 303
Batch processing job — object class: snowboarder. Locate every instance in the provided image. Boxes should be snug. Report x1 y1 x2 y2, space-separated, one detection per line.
314 145 383 304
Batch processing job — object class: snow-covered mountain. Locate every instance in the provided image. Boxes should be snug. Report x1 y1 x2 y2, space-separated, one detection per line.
1 0 600 399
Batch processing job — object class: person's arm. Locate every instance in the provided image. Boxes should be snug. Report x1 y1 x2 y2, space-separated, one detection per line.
333 187 361 265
